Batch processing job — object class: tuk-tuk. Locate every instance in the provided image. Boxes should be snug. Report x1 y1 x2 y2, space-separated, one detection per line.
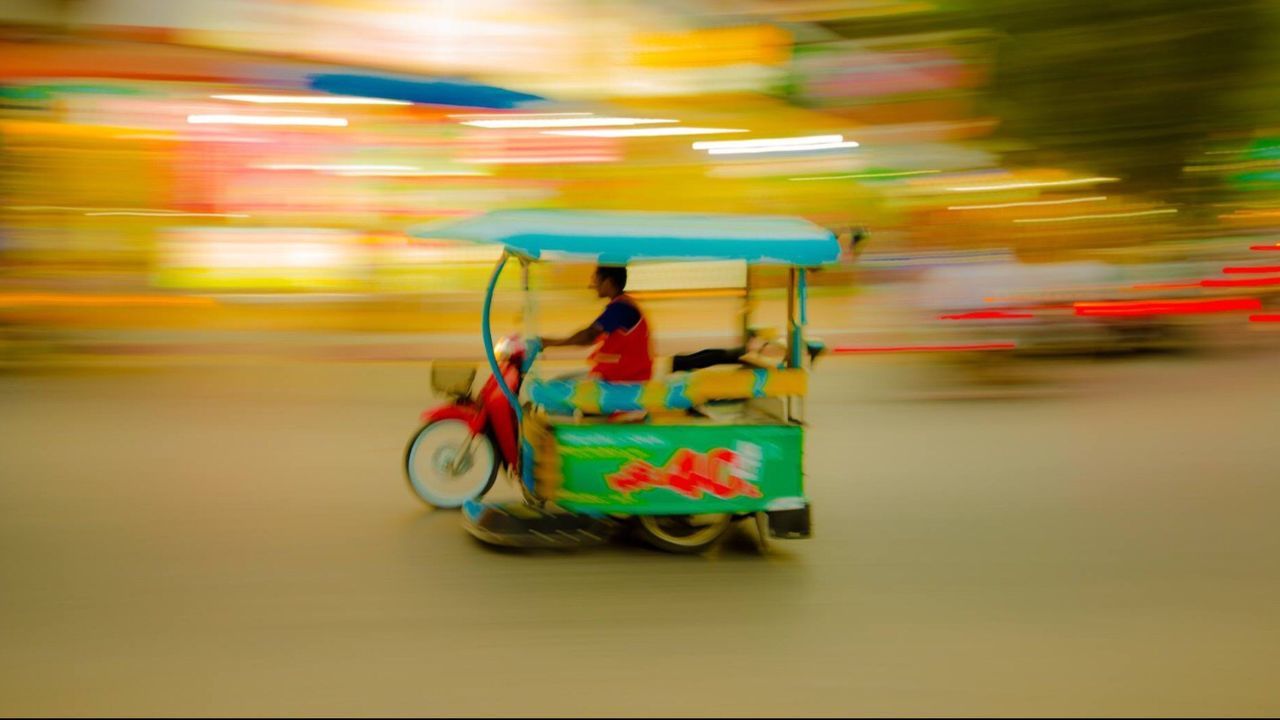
405 209 840 553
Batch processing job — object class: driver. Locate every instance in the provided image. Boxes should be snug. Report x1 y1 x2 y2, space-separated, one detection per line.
539 265 654 382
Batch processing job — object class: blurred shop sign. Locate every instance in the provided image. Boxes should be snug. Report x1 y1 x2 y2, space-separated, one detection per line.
633 25 791 68
790 37 990 106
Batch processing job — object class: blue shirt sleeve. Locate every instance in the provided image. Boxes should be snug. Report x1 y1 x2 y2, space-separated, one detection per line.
593 302 642 333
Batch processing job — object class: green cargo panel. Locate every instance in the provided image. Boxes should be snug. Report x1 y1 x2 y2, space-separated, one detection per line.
550 423 804 514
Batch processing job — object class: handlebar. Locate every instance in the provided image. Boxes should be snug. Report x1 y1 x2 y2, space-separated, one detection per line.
521 337 542 374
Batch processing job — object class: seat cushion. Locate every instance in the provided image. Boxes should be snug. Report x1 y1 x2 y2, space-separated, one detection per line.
529 367 807 415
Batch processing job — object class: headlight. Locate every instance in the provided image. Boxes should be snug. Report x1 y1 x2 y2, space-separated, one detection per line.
494 335 525 361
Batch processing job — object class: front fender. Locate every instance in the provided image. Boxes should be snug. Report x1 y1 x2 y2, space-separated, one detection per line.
420 404 485 433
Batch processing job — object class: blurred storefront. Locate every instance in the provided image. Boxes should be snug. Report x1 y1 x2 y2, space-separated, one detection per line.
3 0 1280 326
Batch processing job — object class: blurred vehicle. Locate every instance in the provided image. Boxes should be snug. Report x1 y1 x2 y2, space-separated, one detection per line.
403 210 836 553
918 260 1205 360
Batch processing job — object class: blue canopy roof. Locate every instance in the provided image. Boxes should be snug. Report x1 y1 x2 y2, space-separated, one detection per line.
308 73 544 109
409 210 841 265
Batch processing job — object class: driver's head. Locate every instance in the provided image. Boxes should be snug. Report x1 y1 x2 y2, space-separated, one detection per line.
591 265 627 299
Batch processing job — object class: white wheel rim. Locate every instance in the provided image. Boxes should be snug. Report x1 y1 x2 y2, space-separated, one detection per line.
408 420 496 506
640 514 731 547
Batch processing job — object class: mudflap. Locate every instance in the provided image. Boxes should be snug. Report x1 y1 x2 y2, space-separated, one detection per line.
767 505 812 539
462 499 622 549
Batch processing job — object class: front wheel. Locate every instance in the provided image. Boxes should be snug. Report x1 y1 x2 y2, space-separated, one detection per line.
635 514 733 554
405 420 498 508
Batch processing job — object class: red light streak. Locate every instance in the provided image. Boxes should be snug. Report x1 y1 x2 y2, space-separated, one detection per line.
1222 265 1280 274
1074 298 1262 316
938 310 1035 320
1200 277 1280 288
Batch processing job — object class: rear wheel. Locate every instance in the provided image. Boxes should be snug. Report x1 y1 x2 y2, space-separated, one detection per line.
635 514 733 554
405 420 498 508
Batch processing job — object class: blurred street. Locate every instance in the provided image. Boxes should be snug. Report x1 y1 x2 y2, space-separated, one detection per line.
2 349 1278 716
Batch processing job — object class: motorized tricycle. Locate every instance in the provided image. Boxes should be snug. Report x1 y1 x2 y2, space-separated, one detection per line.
403 209 840 553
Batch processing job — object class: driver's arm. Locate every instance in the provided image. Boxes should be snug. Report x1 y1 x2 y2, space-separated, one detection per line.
541 324 603 348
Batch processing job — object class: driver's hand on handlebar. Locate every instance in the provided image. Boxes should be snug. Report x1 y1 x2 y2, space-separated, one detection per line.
522 337 544 373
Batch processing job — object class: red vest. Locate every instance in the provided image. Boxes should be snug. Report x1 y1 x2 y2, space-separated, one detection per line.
589 294 653 382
